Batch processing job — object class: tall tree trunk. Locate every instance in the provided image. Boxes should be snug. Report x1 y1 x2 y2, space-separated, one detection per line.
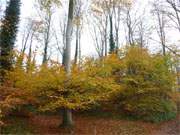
156 7 166 56
74 26 79 65
27 31 34 71
0 0 21 82
42 13 51 64
62 108 73 127
61 0 74 128
109 15 115 53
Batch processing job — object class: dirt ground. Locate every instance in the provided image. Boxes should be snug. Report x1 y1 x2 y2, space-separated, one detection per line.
26 114 180 135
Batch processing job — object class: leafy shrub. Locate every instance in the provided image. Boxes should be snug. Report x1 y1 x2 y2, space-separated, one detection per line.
111 47 177 122
119 92 177 122
170 92 180 112
0 86 31 125
8 58 120 112
4 47 178 123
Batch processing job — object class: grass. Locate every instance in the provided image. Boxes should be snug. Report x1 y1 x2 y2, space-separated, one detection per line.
1 117 34 134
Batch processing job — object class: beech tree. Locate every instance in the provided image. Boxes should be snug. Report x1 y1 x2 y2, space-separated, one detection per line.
62 0 74 127
6 1 120 129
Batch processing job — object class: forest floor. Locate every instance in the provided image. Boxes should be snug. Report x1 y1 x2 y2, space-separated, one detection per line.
1 113 180 135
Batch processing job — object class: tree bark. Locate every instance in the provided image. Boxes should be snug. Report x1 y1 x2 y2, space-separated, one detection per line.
62 108 73 127
109 15 115 53
42 13 51 64
61 0 74 128
74 26 79 65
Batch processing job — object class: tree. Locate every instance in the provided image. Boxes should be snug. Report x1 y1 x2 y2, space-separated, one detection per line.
163 0 180 91
74 0 85 65
124 7 136 46
62 0 74 127
152 1 167 56
0 0 21 81
109 14 116 53
89 10 108 57
35 0 58 64
24 19 43 70
91 0 132 55
136 18 152 48
7 1 122 124
113 47 177 122
166 0 180 32
91 0 116 54
17 18 43 67
55 15 67 63
123 5 152 48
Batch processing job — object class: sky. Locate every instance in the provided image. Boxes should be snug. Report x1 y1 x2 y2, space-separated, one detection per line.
18 0 151 56
1 0 96 61
1 0 180 63
19 0 97 59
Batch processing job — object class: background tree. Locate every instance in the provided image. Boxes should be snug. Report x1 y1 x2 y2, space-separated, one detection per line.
124 7 137 46
89 10 108 57
166 0 180 32
123 6 152 48
152 1 167 56
91 0 132 55
17 18 43 67
55 15 67 63
74 0 85 65
35 0 58 64
0 0 21 81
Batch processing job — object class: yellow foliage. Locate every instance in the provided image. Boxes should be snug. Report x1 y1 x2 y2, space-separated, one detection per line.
4 46 177 123
7 56 121 112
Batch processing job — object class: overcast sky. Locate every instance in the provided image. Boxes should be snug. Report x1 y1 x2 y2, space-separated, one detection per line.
1 0 180 63
18 0 97 59
18 0 150 57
